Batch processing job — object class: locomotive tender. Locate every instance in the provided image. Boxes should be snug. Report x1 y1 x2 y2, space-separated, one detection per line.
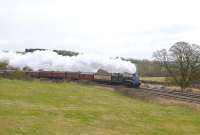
0 70 141 88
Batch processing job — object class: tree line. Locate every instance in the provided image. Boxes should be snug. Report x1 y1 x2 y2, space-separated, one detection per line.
123 58 168 77
25 49 79 56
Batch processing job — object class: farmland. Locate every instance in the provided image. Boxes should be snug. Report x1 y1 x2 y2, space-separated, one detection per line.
140 77 167 84
140 77 200 94
0 79 200 135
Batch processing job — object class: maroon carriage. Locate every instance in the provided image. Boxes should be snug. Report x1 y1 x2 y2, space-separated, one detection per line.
79 73 94 80
65 72 80 80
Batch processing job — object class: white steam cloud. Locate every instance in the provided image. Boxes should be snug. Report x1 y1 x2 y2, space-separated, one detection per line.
0 50 136 73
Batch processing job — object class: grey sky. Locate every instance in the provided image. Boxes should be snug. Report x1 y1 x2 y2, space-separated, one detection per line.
0 0 199 59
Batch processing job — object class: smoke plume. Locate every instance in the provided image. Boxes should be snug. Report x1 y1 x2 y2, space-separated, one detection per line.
0 50 136 73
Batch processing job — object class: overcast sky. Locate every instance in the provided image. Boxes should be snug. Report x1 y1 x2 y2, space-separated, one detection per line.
0 0 200 59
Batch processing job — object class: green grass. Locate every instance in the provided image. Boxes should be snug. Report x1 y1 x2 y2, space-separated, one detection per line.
141 77 167 83
0 79 200 135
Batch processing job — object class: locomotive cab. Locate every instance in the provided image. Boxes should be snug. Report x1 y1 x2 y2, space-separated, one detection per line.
122 73 140 88
131 74 140 88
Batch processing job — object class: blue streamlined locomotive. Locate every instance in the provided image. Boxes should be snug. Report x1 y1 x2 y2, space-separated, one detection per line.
94 72 140 88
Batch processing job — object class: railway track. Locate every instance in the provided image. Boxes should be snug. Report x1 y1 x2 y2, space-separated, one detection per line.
95 83 200 104
139 87 200 104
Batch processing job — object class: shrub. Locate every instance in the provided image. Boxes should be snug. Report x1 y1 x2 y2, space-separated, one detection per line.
6 70 30 80
0 62 8 69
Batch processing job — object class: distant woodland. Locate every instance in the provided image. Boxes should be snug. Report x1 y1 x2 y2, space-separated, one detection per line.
123 58 167 77
0 48 165 77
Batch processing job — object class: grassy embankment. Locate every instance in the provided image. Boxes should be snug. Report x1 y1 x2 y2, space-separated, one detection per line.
140 77 167 84
0 79 200 135
140 77 200 93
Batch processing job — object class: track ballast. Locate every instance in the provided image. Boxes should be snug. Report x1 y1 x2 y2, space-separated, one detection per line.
95 83 200 104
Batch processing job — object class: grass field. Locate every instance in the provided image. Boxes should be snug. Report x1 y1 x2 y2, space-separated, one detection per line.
0 79 200 135
140 77 200 93
140 77 166 83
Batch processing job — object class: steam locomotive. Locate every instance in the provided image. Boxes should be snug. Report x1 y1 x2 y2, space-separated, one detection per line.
0 70 141 88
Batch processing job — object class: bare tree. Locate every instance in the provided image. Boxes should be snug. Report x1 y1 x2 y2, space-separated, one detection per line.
153 41 200 91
